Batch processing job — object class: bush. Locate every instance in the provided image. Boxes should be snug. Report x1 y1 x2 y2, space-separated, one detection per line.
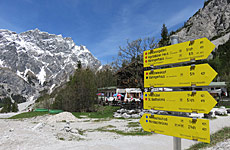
52 67 97 112
35 94 50 103
203 0 212 8
12 102 19 112
0 97 19 113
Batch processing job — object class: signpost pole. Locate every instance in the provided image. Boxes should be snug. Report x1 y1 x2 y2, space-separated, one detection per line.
173 137 181 150
171 35 182 150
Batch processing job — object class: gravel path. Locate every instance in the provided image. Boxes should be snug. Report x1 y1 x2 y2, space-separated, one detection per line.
0 113 230 150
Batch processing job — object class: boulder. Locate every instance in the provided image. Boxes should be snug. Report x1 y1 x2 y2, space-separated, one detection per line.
131 114 140 118
122 113 131 119
142 109 149 113
139 112 144 117
70 129 79 134
113 112 122 118
32 122 44 131
116 109 121 113
215 108 228 116
135 109 141 113
120 109 127 114
204 111 216 118
64 122 71 132
9 128 14 132
227 108 230 114
157 111 168 115
128 109 135 115
148 109 158 114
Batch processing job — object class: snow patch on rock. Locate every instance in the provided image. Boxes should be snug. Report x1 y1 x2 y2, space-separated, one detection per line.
50 84 56 93
36 66 46 85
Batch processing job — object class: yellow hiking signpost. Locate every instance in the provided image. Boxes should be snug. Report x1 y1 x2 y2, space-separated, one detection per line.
143 37 215 67
141 37 217 146
143 91 217 114
144 63 217 88
139 114 210 143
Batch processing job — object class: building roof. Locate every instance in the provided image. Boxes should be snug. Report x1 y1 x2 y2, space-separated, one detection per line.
209 82 226 87
98 86 117 90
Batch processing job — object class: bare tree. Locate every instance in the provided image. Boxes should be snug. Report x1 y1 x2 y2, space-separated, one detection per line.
112 36 156 89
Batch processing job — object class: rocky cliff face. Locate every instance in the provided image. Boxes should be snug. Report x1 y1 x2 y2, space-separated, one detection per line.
0 29 101 101
174 0 230 42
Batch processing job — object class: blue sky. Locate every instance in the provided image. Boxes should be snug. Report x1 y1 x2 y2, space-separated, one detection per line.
0 0 204 64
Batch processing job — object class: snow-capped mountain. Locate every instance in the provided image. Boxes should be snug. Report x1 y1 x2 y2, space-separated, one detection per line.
0 29 101 101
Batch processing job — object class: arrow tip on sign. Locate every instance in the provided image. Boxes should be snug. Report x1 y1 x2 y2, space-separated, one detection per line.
140 114 152 132
205 63 218 84
205 91 217 113
202 37 216 58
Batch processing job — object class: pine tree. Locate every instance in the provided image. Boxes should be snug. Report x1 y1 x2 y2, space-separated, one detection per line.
158 24 170 47
12 102 19 112
52 67 97 112
0 97 18 113
96 67 116 88
208 36 230 95
77 60 82 69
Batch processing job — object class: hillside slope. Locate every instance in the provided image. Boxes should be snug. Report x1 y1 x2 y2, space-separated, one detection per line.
173 0 230 42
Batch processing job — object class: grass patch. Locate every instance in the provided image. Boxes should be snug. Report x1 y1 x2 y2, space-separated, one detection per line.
83 120 90 122
216 101 230 108
105 125 116 128
76 128 85 135
127 122 140 128
9 111 49 119
0 103 4 108
94 125 152 136
187 127 230 150
114 117 126 120
58 137 65 140
209 117 217 120
215 105 230 108
72 106 120 119
220 114 228 116
56 133 85 141
93 118 112 122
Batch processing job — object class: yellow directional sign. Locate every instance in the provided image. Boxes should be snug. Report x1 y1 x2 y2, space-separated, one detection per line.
140 114 210 143
143 37 215 67
144 63 217 88
143 91 217 114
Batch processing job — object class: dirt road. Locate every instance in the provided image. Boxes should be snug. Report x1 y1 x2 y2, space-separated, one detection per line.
0 113 229 150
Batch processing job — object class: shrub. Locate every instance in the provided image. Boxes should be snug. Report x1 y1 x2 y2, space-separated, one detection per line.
0 97 19 113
